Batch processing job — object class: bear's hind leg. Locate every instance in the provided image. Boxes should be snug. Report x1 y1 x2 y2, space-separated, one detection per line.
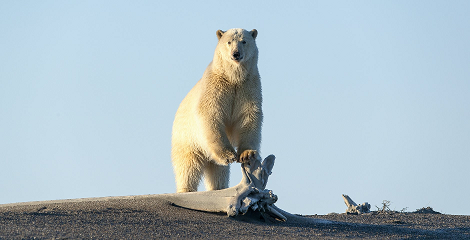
172 151 204 193
204 161 230 191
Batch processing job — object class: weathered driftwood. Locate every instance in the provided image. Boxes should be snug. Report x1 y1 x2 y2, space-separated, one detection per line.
162 154 287 221
342 194 371 214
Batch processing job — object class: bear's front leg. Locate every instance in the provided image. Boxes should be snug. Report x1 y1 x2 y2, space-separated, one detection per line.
202 120 238 165
198 98 238 166
236 110 262 163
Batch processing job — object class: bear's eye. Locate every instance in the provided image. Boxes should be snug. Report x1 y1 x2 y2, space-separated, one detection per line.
242 40 246 44
228 41 231 45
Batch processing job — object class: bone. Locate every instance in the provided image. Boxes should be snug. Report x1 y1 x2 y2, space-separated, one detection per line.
161 154 286 221
342 194 371 214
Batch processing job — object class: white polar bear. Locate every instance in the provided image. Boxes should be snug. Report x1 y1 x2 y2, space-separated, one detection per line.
171 28 263 193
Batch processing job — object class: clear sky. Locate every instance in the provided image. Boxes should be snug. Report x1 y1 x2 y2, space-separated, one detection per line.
1 1 469 215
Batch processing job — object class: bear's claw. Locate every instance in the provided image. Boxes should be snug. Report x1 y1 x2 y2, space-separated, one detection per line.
238 150 257 163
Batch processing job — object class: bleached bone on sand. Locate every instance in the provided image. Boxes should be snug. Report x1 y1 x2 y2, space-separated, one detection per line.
342 194 371 214
162 154 287 221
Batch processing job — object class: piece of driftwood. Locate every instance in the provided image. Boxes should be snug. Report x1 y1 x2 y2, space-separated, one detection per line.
342 194 371 214
162 154 286 221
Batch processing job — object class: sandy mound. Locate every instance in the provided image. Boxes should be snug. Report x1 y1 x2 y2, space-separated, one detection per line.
1 195 469 239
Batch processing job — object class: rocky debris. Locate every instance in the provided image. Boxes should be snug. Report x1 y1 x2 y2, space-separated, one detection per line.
413 207 441 214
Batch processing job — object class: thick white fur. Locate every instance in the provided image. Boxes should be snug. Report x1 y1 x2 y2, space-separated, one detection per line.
172 28 263 193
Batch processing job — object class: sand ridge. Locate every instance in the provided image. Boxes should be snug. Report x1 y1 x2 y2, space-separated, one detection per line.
1 195 469 239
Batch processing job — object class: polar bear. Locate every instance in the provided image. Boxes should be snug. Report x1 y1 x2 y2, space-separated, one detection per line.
171 28 262 193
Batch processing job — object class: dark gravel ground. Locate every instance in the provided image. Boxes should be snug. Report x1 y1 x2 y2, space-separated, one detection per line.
1 195 469 239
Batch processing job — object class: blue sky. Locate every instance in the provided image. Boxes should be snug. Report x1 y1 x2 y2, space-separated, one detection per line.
1 1 469 215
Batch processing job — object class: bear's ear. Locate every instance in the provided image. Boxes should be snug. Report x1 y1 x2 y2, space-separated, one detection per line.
216 30 225 40
250 29 258 40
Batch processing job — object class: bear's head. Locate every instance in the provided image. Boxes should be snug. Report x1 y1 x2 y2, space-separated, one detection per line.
215 28 258 65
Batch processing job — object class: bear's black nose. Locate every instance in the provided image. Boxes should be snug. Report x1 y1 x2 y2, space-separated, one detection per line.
232 52 241 60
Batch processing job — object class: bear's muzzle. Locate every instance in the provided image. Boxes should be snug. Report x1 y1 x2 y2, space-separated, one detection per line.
232 51 243 61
